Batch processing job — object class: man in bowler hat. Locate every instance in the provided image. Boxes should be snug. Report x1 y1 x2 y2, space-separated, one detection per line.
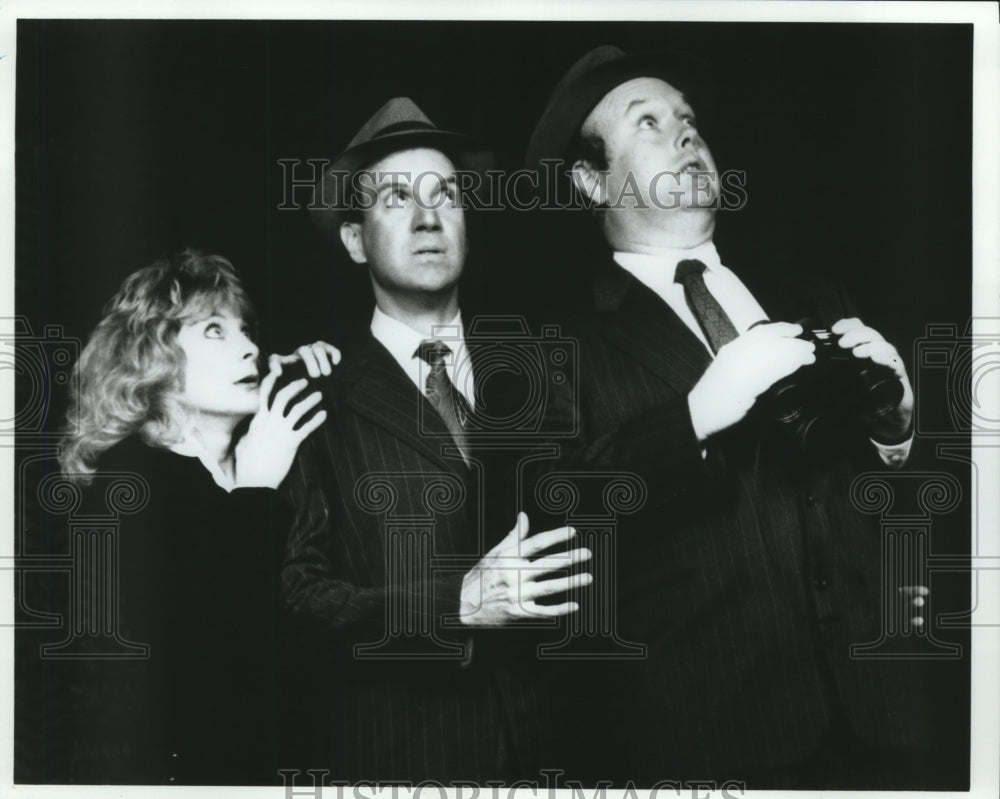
280 97 591 783
524 46 934 788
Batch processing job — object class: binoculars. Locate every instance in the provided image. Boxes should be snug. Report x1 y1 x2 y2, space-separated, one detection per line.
759 319 904 449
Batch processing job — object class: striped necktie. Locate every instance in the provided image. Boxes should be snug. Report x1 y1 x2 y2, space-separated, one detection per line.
674 258 739 354
415 339 471 462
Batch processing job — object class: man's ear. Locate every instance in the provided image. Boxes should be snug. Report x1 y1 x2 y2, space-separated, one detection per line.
339 221 368 265
570 159 607 206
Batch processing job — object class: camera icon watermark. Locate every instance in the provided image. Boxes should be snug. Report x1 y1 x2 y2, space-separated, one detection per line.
416 315 579 445
0 316 80 447
913 319 1000 437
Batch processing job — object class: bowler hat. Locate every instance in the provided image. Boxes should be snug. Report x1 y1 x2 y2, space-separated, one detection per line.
311 97 489 238
524 45 714 172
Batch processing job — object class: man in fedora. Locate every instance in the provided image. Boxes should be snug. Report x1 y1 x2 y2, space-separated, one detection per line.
523 46 934 788
280 97 591 783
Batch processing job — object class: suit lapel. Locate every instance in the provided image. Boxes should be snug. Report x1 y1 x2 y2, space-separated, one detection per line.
337 334 467 474
591 259 712 393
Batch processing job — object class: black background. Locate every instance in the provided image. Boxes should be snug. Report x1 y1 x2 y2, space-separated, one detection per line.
14 18 973 785
16 20 971 356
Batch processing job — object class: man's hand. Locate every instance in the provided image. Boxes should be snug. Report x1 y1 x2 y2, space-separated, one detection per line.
459 512 592 626
270 340 342 378
898 585 929 628
832 318 914 444
688 322 816 441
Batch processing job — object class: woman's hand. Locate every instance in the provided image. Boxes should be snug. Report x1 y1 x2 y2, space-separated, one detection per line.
234 362 327 489
270 340 341 377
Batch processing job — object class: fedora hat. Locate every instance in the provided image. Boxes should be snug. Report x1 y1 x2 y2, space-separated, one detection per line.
311 97 490 238
524 45 714 172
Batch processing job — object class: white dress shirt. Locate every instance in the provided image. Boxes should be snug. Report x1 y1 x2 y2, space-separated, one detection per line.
615 241 769 352
370 306 476 410
613 242 911 467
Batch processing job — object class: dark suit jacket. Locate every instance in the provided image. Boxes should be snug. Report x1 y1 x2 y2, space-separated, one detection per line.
529 252 935 785
281 330 548 784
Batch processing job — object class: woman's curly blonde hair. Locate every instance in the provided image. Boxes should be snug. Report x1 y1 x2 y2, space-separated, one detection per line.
59 249 255 484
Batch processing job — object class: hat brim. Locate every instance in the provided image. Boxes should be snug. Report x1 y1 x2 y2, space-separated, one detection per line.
311 128 492 240
525 49 714 172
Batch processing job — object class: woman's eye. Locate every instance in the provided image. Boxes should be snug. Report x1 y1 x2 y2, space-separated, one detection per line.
639 116 658 130
204 322 223 338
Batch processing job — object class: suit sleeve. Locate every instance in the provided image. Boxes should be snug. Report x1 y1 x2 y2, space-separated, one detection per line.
533 269 915 508
280 435 466 648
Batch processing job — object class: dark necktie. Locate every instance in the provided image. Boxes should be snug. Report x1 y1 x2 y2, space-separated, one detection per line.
674 258 739 354
415 339 471 463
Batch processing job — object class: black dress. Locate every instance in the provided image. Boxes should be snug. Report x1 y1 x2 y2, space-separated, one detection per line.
64 436 294 785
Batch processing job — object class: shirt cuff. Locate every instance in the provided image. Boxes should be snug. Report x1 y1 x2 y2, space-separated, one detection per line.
871 434 912 468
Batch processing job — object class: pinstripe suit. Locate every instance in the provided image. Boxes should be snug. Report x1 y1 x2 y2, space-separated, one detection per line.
533 253 934 785
281 331 546 784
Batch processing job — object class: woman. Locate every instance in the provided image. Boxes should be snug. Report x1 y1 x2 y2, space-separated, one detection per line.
58 249 328 785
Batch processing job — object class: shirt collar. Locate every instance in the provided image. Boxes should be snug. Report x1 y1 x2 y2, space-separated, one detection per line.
613 240 723 282
370 306 474 407
169 430 236 492
370 305 466 365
